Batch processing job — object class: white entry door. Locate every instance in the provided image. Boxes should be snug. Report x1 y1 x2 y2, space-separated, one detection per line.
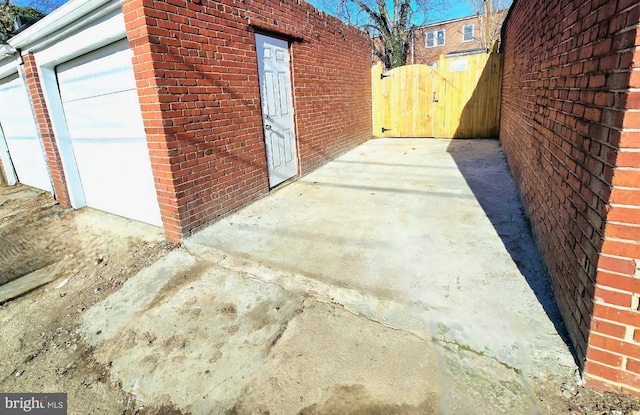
255 34 298 187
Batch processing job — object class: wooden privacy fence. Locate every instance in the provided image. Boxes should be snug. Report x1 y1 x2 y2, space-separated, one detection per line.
372 53 502 138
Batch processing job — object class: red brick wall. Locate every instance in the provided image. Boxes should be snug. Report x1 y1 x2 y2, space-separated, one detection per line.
500 0 640 395
123 0 372 241
586 17 640 393
22 53 70 206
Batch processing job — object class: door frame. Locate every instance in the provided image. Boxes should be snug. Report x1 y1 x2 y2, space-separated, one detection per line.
34 6 127 208
255 32 299 188
0 123 17 185
0 55 22 186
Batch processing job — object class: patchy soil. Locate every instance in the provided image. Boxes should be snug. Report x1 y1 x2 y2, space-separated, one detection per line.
0 187 69 284
538 379 640 415
0 184 640 414
0 185 178 414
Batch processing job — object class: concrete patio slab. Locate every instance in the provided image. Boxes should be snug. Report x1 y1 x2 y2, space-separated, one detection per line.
81 138 578 414
188 138 575 375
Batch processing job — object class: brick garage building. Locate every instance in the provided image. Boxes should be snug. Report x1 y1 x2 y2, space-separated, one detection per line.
0 0 371 241
501 0 640 395
123 0 372 240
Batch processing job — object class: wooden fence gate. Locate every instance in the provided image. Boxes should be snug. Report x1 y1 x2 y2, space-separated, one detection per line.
372 53 502 138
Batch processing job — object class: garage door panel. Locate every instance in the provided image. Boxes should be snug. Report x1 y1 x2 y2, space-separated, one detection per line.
0 74 51 191
63 90 145 139
73 139 162 226
57 39 161 227
0 76 39 138
57 41 137 102
3 137 52 191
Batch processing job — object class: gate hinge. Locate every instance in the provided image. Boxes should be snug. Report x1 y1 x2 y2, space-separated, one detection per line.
380 73 391 80
381 127 391 133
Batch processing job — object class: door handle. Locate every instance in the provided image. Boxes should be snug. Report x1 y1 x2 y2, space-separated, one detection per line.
265 124 272 130
432 92 438 102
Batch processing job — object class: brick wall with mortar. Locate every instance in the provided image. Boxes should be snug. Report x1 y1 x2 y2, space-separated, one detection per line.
500 0 640 394
122 0 372 241
22 53 70 206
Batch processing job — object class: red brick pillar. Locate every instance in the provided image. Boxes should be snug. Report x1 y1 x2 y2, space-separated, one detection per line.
584 9 640 394
122 0 186 242
586 136 640 394
21 53 70 206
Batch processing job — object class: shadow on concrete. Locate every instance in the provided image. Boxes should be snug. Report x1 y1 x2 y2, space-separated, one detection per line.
306 180 477 199
447 57 576 364
332 159 460 170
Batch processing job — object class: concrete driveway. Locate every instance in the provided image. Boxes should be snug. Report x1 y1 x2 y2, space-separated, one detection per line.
81 138 578 414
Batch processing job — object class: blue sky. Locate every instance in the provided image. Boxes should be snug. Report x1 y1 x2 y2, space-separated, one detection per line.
304 0 481 27
431 1 477 22
12 0 67 13
13 0 479 25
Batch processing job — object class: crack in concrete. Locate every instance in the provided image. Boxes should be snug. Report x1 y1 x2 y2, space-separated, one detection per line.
196 373 237 407
183 246 291 294
184 244 435 345
186 244 433 338
435 337 523 375
184 245 324 304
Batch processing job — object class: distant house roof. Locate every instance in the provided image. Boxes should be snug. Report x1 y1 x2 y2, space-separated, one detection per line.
447 47 488 57
416 9 509 31
419 14 479 29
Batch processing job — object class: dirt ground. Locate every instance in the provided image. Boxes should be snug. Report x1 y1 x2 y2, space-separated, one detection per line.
1 184 640 414
0 185 177 414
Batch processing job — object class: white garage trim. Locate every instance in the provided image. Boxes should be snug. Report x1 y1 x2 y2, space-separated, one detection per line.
37 65 84 207
54 38 162 226
0 55 19 185
0 122 18 185
0 51 21 80
33 6 128 209
7 0 118 55
22 2 162 226
33 5 125 67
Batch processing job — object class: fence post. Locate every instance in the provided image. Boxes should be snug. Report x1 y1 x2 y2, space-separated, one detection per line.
371 62 384 138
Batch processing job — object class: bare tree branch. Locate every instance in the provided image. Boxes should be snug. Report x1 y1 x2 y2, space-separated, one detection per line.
468 0 511 50
0 0 66 41
24 0 66 13
313 0 450 69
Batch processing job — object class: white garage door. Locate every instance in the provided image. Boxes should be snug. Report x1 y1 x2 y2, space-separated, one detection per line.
0 73 52 191
56 39 162 226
